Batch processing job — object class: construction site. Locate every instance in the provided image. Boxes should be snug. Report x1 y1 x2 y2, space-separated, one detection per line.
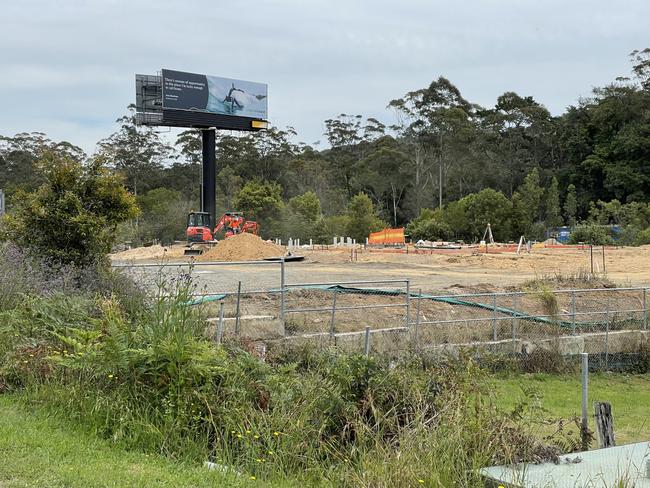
111 232 650 365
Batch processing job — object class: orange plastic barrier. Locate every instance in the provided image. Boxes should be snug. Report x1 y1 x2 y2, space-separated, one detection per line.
368 228 406 245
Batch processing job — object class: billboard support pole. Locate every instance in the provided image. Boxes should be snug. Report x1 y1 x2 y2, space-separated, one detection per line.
201 129 216 228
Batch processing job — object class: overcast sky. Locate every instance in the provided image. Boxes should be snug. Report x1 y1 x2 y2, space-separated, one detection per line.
1 0 648 154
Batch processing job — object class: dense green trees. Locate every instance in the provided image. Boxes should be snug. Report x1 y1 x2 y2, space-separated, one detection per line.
2 49 649 246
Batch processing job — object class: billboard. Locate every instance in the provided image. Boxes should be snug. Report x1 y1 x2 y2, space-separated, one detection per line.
162 69 267 120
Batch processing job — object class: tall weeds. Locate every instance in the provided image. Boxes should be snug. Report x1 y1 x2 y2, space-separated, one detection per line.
1 259 575 486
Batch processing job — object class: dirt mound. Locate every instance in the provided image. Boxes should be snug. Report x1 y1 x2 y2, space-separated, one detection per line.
198 233 285 262
111 244 169 260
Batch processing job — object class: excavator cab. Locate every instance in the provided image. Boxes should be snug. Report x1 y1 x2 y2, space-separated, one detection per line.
186 211 213 243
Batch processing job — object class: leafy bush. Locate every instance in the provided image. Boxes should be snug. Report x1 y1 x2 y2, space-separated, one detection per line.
2 152 138 265
635 227 650 246
568 223 615 245
406 208 453 241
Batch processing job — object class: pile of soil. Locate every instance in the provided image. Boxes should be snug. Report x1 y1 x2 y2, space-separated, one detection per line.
197 233 285 262
111 244 172 261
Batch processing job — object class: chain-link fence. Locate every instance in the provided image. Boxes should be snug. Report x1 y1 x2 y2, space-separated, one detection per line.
113 261 649 364
410 287 649 370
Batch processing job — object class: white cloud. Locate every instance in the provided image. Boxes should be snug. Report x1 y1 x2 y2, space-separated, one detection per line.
0 0 648 152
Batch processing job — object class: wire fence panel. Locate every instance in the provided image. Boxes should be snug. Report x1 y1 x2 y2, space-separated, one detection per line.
112 261 649 366
112 260 285 341
282 280 410 338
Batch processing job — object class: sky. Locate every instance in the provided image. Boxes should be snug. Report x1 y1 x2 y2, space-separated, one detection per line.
1 0 649 154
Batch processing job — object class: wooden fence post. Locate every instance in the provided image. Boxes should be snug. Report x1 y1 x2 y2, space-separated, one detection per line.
594 401 615 448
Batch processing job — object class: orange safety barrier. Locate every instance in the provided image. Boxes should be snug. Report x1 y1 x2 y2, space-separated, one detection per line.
368 228 406 245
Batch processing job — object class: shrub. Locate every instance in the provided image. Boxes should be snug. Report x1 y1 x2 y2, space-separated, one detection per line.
2 152 138 265
406 208 453 241
635 227 650 246
568 223 614 245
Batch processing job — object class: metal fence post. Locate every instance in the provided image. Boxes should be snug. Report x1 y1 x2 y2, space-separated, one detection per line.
414 288 422 352
405 279 411 328
329 289 338 339
581 353 589 450
235 281 242 336
571 290 577 335
512 294 518 354
643 288 648 330
364 326 371 356
280 258 286 330
216 301 225 345
492 293 498 341
605 296 610 370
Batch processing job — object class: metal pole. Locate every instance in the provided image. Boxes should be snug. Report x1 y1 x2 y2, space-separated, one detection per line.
235 281 242 336
329 290 337 339
571 290 577 335
216 301 225 345
364 326 371 356
415 288 422 352
405 280 411 328
590 244 594 274
602 246 606 274
280 258 285 330
492 293 498 341
512 294 518 354
581 352 589 451
201 129 217 227
643 288 648 330
605 296 610 370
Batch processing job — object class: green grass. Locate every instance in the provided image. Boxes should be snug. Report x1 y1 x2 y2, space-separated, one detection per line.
491 373 650 445
0 394 251 488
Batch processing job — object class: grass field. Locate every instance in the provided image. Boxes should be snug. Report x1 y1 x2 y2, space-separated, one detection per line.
491 373 650 445
2 375 648 487
0 395 249 488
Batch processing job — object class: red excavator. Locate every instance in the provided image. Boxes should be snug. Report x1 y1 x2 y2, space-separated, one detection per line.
185 211 259 255
214 212 259 238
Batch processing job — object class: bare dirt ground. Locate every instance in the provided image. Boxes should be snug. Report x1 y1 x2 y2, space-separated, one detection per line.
112 245 650 340
112 244 650 293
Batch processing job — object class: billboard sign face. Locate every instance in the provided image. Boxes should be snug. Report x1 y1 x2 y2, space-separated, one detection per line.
162 69 267 120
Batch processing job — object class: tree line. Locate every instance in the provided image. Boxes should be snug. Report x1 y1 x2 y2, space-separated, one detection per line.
1 48 649 246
